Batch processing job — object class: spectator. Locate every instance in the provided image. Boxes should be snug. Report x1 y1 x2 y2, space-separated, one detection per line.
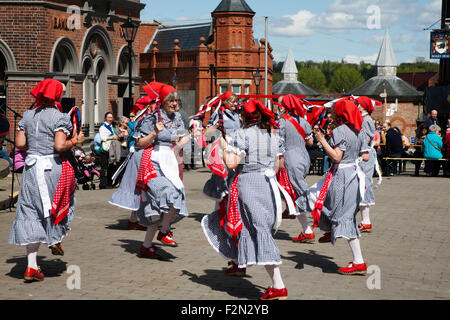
127 112 136 152
444 127 450 177
0 136 12 167
307 124 325 174
393 127 410 173
413 125 428 176
384 121 403 176
424 110 439 128
423 124 443 177
98 112 123 189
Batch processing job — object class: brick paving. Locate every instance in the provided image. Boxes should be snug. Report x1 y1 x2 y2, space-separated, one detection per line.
0 167 449 300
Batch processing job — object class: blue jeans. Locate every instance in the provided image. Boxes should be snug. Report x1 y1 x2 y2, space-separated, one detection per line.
0 150 12 167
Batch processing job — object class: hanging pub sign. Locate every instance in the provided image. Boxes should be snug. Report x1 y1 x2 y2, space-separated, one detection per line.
430 32 449 59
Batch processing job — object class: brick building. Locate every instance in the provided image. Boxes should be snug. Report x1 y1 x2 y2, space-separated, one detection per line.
0 0 145 140
139 0 274 116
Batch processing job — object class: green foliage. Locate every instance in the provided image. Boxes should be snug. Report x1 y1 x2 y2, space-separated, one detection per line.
297 67 327 91
272 58 438 93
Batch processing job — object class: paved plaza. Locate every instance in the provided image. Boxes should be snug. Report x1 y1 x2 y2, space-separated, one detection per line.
0 168 449 300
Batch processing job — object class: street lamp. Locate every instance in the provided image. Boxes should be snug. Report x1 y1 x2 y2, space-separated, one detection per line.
171 73 178 88
121 17 139 115
208 64 215 98
253 70 262 95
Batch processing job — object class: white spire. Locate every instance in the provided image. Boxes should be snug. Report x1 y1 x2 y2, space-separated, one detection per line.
375 30 398 76
281 48 298 81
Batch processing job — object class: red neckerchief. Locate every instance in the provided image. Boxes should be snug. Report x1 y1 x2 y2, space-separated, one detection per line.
206 139 227 178
311 164 336 228
136 146 157 191
284 114 306 141
51 159 76 225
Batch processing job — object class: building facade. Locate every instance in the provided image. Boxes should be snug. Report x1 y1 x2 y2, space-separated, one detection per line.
0 0 145 140
139 0 273 116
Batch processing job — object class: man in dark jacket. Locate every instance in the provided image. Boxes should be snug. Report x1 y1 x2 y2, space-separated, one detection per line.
384 121 403 175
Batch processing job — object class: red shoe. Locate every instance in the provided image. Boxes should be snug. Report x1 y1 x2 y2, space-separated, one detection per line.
319 232 332 243
338 262 367 275
49 243 64 256
358 223 372 233
24 266 44 282
224 261 246 277
259 287 288 300
128 221 146 231
139 245 161 259
157 230 177 247
292 232 315 243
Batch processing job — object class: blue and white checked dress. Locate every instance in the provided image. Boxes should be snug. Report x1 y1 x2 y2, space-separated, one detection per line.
359 114 376 206
131 110 189 226
278 115 313 212
9 107 75 246
318 124 370 244
202 125 286 268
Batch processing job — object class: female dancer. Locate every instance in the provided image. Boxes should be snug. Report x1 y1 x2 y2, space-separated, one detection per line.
133 84 200 257
202 91 241 201
9 79 84 281
356 96 378 233
202 99 289 300
313 98 370 275
276 94 315 243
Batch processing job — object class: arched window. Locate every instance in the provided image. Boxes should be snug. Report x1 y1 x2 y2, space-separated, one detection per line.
50 38 79 74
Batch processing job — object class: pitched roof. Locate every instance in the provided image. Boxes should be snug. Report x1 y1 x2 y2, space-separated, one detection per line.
347 75 423 101
272 81 320 97
375 31 397 67
213 0 255 13
147 23 213 52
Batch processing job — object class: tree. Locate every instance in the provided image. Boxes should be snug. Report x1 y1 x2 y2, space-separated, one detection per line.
298 67 327 92
329 65 365 93
273 72 282 85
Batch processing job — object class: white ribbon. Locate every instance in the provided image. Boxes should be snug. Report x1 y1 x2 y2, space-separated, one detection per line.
370 141 382 189
25 154 56 218
151 146 184 190
338 158 366 201
264 169 296 234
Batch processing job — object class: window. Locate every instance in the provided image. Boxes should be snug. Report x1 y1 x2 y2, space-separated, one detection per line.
232 85 241 95
244 85 250 95
220 85 228 94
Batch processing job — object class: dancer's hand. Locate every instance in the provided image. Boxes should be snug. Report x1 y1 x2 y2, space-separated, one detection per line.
155 122 164 134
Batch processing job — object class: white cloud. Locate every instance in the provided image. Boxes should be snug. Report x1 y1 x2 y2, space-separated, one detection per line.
272 10 316 37
417 0 441 26
343 53 378 64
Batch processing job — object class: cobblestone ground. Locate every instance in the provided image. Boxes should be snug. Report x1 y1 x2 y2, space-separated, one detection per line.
0 167 449 300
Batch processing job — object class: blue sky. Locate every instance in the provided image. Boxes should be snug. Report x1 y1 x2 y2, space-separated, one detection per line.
140 0 443 65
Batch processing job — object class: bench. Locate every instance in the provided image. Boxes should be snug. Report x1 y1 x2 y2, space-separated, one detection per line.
382 157 448 176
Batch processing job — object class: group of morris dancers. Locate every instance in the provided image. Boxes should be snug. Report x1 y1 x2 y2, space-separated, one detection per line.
8 79 380 301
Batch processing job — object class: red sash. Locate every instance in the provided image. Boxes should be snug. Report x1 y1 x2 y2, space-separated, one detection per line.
311 164 336 228
276 167 297 202
136 147 157 192
206 139 227 179
284 114 306 141
51 160 76 225
225 174 241 246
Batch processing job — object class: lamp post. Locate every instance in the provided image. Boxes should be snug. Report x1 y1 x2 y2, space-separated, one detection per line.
171 73 178 89
121 17 139 115
253 70 262 95
209 64 215 98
